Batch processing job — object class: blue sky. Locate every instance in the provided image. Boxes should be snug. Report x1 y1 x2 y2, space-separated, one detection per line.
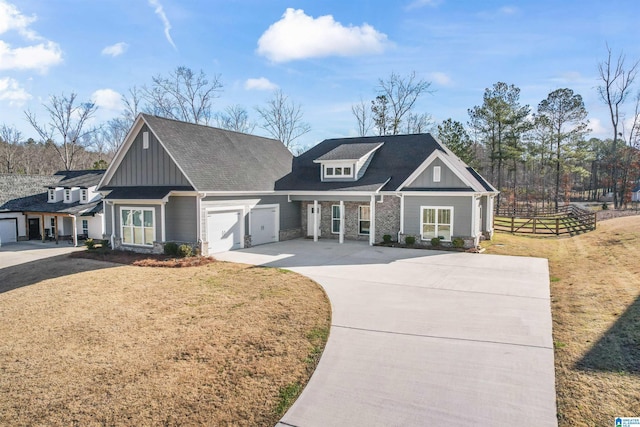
2 0 639 148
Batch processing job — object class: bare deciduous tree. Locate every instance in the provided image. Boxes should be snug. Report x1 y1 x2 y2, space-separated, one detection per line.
597 45 639 208
25 93 98 171
255 90 311 150
351 98 372 137
0 124 23 173
142 66 223 125
214 105 256 134
377 71 433 135
404 112 433 134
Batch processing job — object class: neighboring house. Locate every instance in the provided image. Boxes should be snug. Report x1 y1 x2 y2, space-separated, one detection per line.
98 114 498 255
0 170 105 245
632 183 640 202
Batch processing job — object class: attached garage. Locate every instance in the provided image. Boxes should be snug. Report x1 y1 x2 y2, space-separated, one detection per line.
250 205 279 246
0 218 18 245
207 209 243 254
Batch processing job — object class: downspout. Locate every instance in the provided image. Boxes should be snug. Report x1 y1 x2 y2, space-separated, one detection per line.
110 201 115 249
196 193 203 254
160 201 166 242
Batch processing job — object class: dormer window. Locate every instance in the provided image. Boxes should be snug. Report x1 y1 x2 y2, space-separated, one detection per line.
314 142 383 182
64 189 71 202
48 189 55 202
81 189 88 203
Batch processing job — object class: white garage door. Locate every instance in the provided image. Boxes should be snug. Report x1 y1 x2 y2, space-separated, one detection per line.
250 207 278 246
207 210 242 254
0 219 17 245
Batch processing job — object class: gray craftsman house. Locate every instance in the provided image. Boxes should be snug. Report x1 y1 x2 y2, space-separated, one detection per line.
98 114 497 255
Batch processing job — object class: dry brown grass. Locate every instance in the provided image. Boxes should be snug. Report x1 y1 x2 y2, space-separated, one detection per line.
0 258 330 426
482 216 640 426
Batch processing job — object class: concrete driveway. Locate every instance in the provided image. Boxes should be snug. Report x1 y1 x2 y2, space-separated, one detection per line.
0 240 84 269
216 239 557 427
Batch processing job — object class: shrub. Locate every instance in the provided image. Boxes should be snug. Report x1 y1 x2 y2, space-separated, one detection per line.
177 244 193 258
404 236 416 246
164 242 179 256
100 239 111 249
430 237 441 247
602 202 609 210
84 238 95 250
382 234 392 243
452 237 465 248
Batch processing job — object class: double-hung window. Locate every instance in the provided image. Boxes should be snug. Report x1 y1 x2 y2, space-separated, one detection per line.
421 207 453 241
82 219 89 235
331 205 341 234
80 189 88 203
358 205 370 235
121 208 155 246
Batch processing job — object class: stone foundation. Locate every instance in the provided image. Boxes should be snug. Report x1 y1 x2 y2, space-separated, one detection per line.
399 234 479 249
280 228 303 241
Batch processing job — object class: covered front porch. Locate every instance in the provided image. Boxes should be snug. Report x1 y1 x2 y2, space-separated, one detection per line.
24 211 83 246
290 194 399 246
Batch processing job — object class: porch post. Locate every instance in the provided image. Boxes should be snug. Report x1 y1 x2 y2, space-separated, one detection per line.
54 215 59 243
369 195 375 246
339 200 344 244
40 213 45 242
110 202 116 248
72 215 78 247
313 200 318 242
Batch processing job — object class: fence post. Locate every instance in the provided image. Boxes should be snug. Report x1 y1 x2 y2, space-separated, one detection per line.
511 216 514 233
593 213 597 230
555 218 559 235
533 218 536 234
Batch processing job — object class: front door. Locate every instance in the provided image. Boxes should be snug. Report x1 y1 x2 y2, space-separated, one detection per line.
28 218 40 240
307 204 321 237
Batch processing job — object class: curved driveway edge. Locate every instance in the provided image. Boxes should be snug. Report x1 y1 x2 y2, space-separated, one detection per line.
215 240 557 427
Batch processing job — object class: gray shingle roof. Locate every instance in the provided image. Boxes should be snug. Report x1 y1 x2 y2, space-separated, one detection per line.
314 142 384 161
55 170 105 188
141 114 293 191
0 173 63 208
103 186 194 200
0 191 102 215
276 133 496 193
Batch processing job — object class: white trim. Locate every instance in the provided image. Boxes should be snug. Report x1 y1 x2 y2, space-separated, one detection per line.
201 190 280 196
72 215 77 247
471 196 478 238
399 193 405 240
142 131 149 149
119 206 157 247
339 200 344 244
110 201 115 248
248 203 280 245
433 166 441 183
397 151 476 191
420 206 454 242
331 204 341 235
103 199 164 204
196 194 203 243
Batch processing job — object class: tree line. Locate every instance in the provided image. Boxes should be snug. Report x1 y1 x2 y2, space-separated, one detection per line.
2 48 639 211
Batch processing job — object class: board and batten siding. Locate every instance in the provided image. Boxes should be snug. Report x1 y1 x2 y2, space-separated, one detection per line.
200 195 300 241
166 196 198 242
403 195 474 238
405 158 467 189
107 125 191 187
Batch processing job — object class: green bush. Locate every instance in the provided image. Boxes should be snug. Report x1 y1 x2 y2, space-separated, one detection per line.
404 236 416 246
100 239 111 249
452 237 465 248
382 234 392 243
164 242 179 256
430 237 441 247
177 244 193 258
602 202 609 210
84 238 95 250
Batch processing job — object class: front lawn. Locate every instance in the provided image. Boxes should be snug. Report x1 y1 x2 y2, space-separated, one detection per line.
0 259 330 426
483 216 640 426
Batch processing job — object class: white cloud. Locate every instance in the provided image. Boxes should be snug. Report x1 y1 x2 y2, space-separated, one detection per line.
101 42 128 57
0 40 62 72
0 0 37 39
0 76 31 105
429 71 452 86
499 6 518 15
91 88 123 111
589 117 607 136
148 0 176 50
257 8 389 62
405 0 442 10
0 2 62 72
244 77 278 91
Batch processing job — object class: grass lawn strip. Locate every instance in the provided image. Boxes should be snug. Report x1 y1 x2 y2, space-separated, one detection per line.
482 216 640 427
0 260 330 426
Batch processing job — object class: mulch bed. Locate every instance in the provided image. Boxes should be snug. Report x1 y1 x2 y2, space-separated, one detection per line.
375 242 481 253
70 249 216 268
